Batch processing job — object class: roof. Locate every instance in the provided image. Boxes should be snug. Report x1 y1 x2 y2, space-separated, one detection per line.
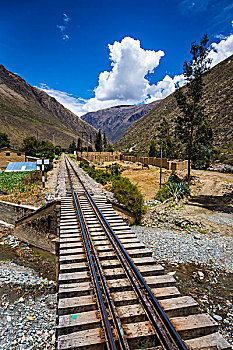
26 155 40 160
5 162 38 172
0 147 24 152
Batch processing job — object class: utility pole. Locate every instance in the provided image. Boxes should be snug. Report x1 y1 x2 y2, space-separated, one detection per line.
160 140 163 189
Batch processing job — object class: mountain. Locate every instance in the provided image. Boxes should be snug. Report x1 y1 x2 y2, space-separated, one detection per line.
81 101 161 143
0 65 97 148
115 55 233 163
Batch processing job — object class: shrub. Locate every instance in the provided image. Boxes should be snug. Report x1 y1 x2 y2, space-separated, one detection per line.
111 177 145 223
80 162 145 223
155 171 190 202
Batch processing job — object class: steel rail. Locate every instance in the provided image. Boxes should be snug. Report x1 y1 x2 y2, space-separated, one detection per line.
65 162 116 350
65 159 130 350
67 156 187 350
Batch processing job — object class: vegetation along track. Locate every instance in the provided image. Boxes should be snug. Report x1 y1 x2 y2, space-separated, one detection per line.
56 155 231 350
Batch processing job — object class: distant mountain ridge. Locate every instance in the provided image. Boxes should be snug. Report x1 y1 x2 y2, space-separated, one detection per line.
115 55 233 164
81 101 161 143
0 65 97 148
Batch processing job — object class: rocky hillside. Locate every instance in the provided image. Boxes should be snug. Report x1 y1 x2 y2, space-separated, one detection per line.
0 65 97 148
81 101 160 143
115 56 233 163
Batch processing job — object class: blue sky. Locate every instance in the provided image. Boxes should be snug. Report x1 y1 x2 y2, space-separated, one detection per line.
1 0 233 115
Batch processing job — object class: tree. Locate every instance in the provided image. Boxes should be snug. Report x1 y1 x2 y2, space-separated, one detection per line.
174 34 212 182
68 139 76 153
148 139 159 157
20 136 55 161
20 136 38 156
90 134 92 144
191 121 213 169
88 145 93 152
95 130 103 152
37 140 55 159
0 133 10 148
157 116 175 159
54 145 61 156
77 138 81 152
103 133 107 151
106 144 114 152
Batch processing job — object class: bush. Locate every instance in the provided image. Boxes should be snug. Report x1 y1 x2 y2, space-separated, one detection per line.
220 166 233 174
80 162 116 185
80 162 145 223
155 171 190 202
111 177 145 223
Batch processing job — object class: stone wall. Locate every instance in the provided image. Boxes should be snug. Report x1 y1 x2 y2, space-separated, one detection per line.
0 200 37 225
77 151 188 171
14 200 60 253
0 148 26 167
77 151 121 163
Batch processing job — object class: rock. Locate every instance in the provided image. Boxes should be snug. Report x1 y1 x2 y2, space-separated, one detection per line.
213 314 223 322
17 297 24 303
168 271 176 276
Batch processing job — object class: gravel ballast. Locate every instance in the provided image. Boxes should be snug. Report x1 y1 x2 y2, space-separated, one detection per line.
0 261 56 350
132 226 233 272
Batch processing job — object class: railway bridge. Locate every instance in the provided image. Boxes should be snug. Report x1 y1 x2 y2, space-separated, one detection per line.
54 155 231 350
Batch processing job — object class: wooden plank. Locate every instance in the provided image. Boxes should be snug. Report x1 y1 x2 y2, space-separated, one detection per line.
59 282 93 297
60 262 88 272
151 287 181 300
144 275 176 288
117 304 145 323
138 264 164 276
185 332 232 350
160 296 199 317
170 314 218 339
59 248 84 255
132 256 156 265
60 242 83 249
58 310 100 333
58 295 96 314
59 254 86 263
59 271 89 283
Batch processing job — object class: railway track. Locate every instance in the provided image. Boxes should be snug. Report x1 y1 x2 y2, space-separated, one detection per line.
56 155 231 350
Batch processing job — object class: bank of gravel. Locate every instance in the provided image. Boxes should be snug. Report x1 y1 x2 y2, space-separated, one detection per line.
132 226 233 345
132 226 233 272
0 261 56 350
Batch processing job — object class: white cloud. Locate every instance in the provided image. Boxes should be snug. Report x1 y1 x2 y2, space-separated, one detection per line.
93 37 164 102
145 74 185 103
38 84 86 115
209 33 233 67
146 33 233 103
37 35 233 116
57 13 71 41
63 14 70 23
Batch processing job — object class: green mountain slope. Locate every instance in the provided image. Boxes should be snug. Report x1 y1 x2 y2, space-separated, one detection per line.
0 65 97 148
115 56 233 163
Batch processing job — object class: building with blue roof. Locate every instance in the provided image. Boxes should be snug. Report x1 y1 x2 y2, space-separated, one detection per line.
5 162 38 172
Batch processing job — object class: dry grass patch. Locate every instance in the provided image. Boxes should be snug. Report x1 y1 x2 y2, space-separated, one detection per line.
93 161 171 200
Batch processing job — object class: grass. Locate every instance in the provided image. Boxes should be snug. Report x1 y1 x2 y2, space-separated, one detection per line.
79 161 144 223
0 171 43 205
94 161 171 200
